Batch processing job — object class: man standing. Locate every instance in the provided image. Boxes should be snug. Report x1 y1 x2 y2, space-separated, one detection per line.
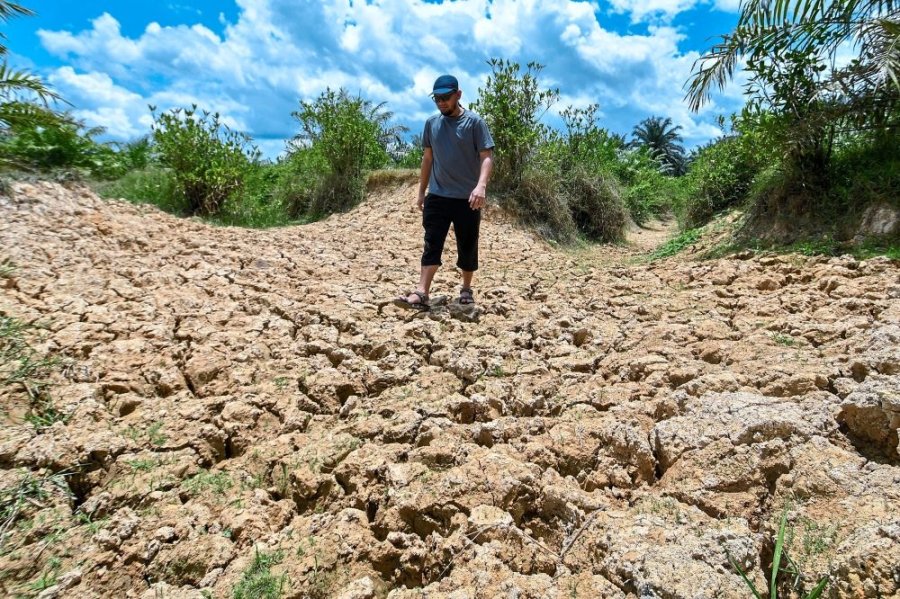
395 74 494 310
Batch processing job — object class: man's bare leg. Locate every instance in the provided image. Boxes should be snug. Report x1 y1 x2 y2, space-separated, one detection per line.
461 270 473 290
405 265 439 304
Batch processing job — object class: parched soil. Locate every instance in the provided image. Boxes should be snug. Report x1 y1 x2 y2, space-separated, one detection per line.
0 180 898 599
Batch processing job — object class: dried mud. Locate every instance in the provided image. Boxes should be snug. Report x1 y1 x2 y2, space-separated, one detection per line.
1 181 898 598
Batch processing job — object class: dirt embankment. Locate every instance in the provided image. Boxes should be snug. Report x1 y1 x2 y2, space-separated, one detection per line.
1 181 898 598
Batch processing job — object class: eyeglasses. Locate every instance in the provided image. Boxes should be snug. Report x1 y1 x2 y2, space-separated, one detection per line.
433 92 456 103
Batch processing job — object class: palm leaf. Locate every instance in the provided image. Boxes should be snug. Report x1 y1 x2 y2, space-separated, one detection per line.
0 62 64 105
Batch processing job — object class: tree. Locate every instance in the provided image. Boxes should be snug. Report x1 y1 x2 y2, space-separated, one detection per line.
0 1 61 106
288 88 406 214
686 0 900 209
686 0 900 113
470 59 559 189
631 116 686 175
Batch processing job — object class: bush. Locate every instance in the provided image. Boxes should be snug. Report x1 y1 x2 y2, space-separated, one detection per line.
289 88 403 216
614 148 678 225
151 105 259 216
93 167 185 213
509 162 576 242
215 162 293 228
0 103 125 178
565 166 627 242
471 59 558 191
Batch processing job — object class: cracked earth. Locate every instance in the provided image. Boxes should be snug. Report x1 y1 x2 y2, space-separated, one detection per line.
1 179 898 598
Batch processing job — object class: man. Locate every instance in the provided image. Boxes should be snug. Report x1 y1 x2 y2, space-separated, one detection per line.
395 74 495 310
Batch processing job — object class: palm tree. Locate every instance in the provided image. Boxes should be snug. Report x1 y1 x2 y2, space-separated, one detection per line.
631 116 686 175
686 0 900 114
0 1 61 106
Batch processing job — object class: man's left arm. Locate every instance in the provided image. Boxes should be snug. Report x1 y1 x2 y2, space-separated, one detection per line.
469 149 494 210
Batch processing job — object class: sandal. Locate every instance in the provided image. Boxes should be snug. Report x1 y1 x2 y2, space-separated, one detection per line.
459 287 475 305
393 290 429 311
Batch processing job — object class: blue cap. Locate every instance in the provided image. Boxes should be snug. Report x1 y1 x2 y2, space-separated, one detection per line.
432 74 459 96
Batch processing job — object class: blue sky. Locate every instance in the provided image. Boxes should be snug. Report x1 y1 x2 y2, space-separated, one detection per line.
3 0 745 158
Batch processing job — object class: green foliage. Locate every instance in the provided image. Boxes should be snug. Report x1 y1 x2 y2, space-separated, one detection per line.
471 58 559 190
687 0 900 220
182 470 233 496
726 508 828 599
394 134 423 169
213 162 294 228
151 104 259 216
0 105 124 178
288 88 403 216
564 165 628 243
232 549 287 599
649 227 702 260
93 167 186 214
631 116 686 175
680 132 758 227
616 147 682 225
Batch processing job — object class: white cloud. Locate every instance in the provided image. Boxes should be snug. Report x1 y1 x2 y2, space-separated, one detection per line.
36 0 746 155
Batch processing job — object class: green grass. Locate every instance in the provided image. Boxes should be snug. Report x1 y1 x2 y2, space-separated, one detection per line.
649 227 702 261
182 470 233 496
0 258 15 278
0 470 73 553
232 549 287 599
93 167 187 214
726 507 828 599
0 315 64 427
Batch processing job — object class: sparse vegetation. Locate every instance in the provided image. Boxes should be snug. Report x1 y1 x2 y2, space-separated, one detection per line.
726 508 829 599
232 549 287 599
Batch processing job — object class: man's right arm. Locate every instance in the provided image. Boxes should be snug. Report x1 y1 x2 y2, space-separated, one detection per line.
417 147 433 211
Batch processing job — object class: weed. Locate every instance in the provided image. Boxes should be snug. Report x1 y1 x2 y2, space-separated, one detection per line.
0 315 58 402
772 333 799 347
649 228 702 260
273 377 290 390
0 258 15 278
799 518 839 558
182 470 233 496
147 421 168 447
26 556 61 592
127 458 158 472
0 470 72 552
726 508 828 598
75 511 109 534
232 548 287 599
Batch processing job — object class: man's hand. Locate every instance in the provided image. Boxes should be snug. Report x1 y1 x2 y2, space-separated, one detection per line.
469 184 486 210
416 192 425 211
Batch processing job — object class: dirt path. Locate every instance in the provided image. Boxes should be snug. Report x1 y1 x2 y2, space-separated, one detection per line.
0 181 898 599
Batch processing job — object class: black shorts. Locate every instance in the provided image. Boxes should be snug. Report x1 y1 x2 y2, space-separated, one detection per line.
421 193 481 271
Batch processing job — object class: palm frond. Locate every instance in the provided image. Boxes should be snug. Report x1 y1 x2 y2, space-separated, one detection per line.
0 62 64 105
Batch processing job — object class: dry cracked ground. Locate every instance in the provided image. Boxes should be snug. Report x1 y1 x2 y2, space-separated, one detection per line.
1 179 899 599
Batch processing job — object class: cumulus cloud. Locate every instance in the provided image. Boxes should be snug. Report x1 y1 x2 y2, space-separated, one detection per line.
37 0 746 154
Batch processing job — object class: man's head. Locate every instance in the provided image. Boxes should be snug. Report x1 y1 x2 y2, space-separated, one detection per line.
431 74 462 116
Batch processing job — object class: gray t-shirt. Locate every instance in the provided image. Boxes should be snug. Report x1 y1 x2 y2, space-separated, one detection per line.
422 109 494 199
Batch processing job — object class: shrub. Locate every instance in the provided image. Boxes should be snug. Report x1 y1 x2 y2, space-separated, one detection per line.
289 88 404 216
151 105 259 216
564 165 627 242
471 58 558 191
215 162 293 228
615 147 678 225
0 104 125 178
508 163 576 243
93 167 185 214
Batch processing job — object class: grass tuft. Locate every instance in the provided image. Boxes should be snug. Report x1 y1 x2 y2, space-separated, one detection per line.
233 549 287 599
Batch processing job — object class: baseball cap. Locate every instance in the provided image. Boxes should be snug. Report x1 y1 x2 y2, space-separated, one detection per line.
431 74 459 96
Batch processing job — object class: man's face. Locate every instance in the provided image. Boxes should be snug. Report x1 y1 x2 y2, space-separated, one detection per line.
433 90 461 116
